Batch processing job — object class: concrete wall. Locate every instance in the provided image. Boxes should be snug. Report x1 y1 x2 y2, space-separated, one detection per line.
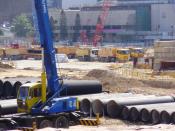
50 9 136 26
151 4 175 32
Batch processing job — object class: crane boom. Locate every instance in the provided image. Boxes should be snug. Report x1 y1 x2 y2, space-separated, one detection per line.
34 0 60 94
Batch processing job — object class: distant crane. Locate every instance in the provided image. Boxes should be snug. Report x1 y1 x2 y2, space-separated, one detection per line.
93 0 111 47
80 18 91 46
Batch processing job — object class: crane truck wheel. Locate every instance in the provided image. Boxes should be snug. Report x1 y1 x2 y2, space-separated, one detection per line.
54 116 69 128
39 119 53 129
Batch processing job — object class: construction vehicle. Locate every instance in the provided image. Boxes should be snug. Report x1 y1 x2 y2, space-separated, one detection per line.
25 47 42 60
98 47 116 62
116 48 130 62
0 0 101 129
4 48 28 60
10 43 19 49
76 47 99 61
129 47 144 59
56 46 76 59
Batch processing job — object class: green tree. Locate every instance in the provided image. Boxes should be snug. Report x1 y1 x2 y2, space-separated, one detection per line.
59 10 68 40
73 13 81 42
11 14 33 37
0 29 3 36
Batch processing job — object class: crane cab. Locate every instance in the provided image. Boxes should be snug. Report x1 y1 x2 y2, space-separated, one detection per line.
17 82 42 113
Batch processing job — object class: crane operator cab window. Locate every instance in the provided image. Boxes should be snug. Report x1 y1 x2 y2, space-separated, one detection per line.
18 86 29 100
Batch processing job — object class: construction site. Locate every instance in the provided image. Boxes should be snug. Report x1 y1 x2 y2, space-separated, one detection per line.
0 0 175 131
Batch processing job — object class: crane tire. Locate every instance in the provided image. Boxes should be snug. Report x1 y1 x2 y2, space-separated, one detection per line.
39 119 53 129
54 116 69 128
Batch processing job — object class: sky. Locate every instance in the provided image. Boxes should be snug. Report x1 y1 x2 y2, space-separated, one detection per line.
62 0 98 9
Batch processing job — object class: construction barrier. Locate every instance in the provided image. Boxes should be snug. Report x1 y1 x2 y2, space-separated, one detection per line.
17 122 37 131
115 67 173 81
79 114 100 126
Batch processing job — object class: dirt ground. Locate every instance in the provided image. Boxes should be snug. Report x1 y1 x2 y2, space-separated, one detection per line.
1 60 174 96
0 60 175 130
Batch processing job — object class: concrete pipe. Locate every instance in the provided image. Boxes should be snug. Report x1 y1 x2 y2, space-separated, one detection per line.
160 110 175 124
79 93 147 116
106 96 174 118
161 111 171 124
171 112 175 124
3 81 13 98
0 104 17 115
121 106 140 121
60 80 102 96
121 106 130 120
25 81 31 83
0 99 17 115
151 109 160 124
92 99 104 116
0 80 3 98
80 98 91 114
77 93 136 101
129 107 140 122
128 102 175 124
106 100 123 118
93 95 147 118
140 108 150 122
0 99 17 105
12 81 22 98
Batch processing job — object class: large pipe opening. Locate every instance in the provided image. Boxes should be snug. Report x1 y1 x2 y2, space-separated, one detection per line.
0 80 3 98
13 81 22 98
121 106 129 120
161 111 171 124
80 98 91 114
3 81 13 98
141 109 150 122
92 99 104 116
106 100 121 118
130 107 139 121
171 112 175 124
151 110 160 124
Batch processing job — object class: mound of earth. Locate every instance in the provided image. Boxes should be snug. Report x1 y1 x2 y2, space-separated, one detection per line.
0 62 13 69
85 69 146 93
84 69 175 95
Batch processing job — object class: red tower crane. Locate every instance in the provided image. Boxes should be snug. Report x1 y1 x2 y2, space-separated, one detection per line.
93 0 111 47
80 18 91 46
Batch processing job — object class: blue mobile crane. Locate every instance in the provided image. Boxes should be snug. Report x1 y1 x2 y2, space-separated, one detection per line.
17 0 78 115
0 0 94 129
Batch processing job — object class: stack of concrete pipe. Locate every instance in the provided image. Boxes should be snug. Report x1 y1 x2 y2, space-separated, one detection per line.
0 80 22 99
122 102 175 124
79 94 158 116
80 95 175 124
0 99 17 115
